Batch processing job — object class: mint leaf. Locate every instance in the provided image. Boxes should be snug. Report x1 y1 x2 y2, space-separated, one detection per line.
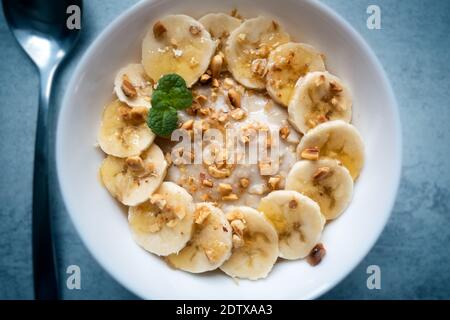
152 74 193 110
147 107 178 137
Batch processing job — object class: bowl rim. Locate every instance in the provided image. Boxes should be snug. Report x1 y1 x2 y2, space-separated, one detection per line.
56 0 402 299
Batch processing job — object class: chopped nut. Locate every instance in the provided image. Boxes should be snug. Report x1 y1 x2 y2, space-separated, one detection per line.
230 219 246 237
230 108 246 120
121 77 137 98
329 81 343 93
300 147 320 160
232 234 244 248
198 106 211 116
317 114 329 123
315 74 326 87
222 193 238 201
279 125 290 140
174 206 186 220
251 58 267 77
208 165 231 179
211 78 220 88
239 178 250 188
195 94 208 105
223 78 234 89
126 155 145 172
226 210 244 221
228 89 241 109
289 199 298 209
210 54 223 78
150 193 167 210
147 223 161 233
204 241 228 263
166 219 179 228
126 156 155 177
200 73 211 83
165 152 172 166
194 205 211 224
268 176 281 190
202 179 213 187
218 183 233 195
181 119 194 130
153 21 166 38
307 243 326 266
119 106 147 125
189 57 199 68
313 167 333 182
189 25 201 36
237 33 247 42
258 161 274 175
307 118 318 128
217 112 228 123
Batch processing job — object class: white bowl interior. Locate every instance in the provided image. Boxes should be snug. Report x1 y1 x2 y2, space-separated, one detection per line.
57 0 401 299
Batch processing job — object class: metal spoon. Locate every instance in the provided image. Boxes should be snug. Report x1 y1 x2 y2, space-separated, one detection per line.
2 0 82 300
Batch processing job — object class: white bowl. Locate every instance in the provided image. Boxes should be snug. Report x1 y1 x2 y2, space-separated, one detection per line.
56 0 401 299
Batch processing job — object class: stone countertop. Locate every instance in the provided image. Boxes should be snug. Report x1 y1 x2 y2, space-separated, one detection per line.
0 0 449 299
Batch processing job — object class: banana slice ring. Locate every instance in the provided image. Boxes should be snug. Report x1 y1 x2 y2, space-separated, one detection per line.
266 42 326 107
199 13 241 50
142 15 217 87
225 16 290 89
297 120 364 180
285 159 353 220
288 71 352 133
167 203 232 273
98 100 155 157
128 182 195 256
220 206 279 280
100 143 167 206
114 64 153 108
259 190 325 259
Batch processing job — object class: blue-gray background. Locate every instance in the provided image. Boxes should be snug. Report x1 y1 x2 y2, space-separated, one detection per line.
1 0 449 299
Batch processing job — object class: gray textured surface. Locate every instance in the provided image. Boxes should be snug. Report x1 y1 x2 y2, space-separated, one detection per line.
0 0 449 299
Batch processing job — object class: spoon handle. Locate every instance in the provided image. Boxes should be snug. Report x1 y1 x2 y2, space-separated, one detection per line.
32 66 58 300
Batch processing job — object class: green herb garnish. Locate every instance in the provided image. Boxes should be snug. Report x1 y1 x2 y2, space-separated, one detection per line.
147 74 193 137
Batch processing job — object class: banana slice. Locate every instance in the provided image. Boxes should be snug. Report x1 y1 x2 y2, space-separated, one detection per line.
288 71 352 133
266 43 326 107
259 190 325 259
198 13 241 50
220 206 279 280
285 159 353 220
296 120 364 180
167 203 232 273
142 15 217 87
100 143 167 206
128 182 195 256
225 16 290 89
114 64 153 108
98 100 155 157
